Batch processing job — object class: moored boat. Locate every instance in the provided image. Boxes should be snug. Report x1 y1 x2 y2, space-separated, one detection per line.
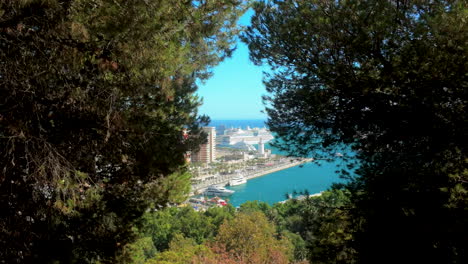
228 175 247 186
203 185 235 196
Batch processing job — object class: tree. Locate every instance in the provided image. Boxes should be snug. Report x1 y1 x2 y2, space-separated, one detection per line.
301 190 355 264
116 236 157 264
243 0 467 263
146 234 214 264
0 0 244 262
139 205 235 253
267 190 353 263
204 204 236 230
145 170 193 205
214 212 292 264
238 200 272 215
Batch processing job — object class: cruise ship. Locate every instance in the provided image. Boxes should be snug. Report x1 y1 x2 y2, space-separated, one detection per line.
203 185 235 196
217 127 274 145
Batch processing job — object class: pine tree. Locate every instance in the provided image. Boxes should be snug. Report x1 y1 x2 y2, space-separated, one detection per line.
243 1 467 263
0 0 244 262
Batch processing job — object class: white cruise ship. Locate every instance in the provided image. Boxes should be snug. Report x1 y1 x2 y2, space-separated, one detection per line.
217 127 274 145
203 185 235 196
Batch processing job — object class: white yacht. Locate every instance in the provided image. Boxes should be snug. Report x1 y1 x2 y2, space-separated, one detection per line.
228 175 247 186
203 185 235 196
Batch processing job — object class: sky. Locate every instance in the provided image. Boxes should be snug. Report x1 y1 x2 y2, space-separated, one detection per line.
196 10 268 121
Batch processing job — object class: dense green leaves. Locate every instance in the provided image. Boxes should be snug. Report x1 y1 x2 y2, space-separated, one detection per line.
213 211 293 264
244 0 467 263
300 190 355 263
139 205 236 252
118 190 352 264
0 0 244 262
269 190 354 263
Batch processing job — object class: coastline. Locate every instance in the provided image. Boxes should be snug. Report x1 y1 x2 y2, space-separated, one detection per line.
245 158 313 180
190 158 313 194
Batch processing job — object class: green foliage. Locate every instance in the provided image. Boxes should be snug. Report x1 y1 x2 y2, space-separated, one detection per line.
139 205 236 252
301 190 355 264
119 191 356 264
204 204 236 229
119 205 303 264
0 0 245 262
238 200 272 214
214 211 293 264
173 207 216 245
281 230 308 262
117 236 157 264
220 191 355 263
147 234 213 264
266 190 355 263
244 0 467 263
144 170 193 205
139 208 177 252
443 163 468 210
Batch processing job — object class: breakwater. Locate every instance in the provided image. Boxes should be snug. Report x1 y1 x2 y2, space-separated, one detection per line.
191 158 313 193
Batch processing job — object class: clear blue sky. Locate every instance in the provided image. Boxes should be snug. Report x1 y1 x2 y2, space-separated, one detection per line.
196 10 267 120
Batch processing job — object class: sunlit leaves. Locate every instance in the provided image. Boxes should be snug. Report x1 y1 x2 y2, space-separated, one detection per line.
0 0 245 262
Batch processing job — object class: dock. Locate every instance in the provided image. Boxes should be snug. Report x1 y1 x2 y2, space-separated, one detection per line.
191 158 313 193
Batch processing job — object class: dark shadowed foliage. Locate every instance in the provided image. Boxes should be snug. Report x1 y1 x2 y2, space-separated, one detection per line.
0 0 244 262
243 0 467 263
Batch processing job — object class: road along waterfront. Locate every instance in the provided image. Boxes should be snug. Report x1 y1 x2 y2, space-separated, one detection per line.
190 158 313 194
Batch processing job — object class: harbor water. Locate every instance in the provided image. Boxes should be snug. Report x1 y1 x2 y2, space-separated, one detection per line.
225 160 345 207
209 119 348 207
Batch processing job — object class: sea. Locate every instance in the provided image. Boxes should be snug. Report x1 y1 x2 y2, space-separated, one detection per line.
209 119 348 207
209 119 268 130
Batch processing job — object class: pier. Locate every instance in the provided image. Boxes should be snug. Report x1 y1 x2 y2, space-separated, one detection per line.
191 158 313 193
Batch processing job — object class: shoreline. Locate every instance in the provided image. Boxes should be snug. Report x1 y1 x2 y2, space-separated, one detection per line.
245 158 313 180
190 158 313 194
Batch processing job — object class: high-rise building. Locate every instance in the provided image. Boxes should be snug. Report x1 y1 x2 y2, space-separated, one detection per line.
191 127 216 163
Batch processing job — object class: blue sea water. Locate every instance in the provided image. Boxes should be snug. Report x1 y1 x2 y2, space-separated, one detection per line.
209 119 267 130
210 120 348 207
226 161 345 207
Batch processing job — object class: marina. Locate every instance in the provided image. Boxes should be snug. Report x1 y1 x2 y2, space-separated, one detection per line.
226 160 343 207
187 158 343 209
190 157 312 193
187 120 346 209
